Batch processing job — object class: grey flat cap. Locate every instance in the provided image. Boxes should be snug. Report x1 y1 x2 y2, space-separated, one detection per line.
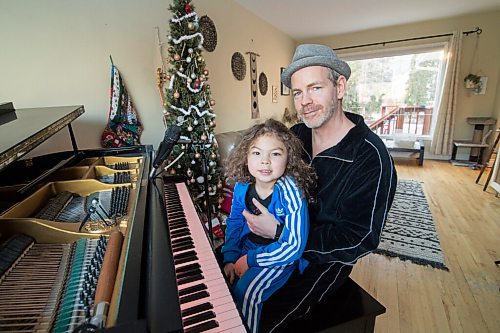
281 44 351 88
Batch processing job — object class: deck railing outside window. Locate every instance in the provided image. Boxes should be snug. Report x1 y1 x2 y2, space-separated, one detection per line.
367 106 433 136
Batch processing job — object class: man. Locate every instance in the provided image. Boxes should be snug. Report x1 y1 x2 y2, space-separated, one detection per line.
242 44 397 332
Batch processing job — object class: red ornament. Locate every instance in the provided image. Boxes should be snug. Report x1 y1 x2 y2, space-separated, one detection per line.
184 3 192 14
193 81 200 89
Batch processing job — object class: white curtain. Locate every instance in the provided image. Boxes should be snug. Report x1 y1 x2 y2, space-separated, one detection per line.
431 31 463 155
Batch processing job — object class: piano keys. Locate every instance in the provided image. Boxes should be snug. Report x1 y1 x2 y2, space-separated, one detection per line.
163 179 247 333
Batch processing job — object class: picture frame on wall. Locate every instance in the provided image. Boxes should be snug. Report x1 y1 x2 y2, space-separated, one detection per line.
280 67 290 95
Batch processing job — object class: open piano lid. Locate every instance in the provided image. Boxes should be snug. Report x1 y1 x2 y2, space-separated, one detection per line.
0 105 84 172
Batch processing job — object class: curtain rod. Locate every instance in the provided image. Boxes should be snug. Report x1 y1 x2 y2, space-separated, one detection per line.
333 27 482 51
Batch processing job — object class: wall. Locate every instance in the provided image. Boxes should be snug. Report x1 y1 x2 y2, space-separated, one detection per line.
0 0 295 156
302 10 500 152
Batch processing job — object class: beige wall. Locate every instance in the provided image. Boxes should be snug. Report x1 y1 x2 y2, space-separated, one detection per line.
0 0 295 155
302 10 500 146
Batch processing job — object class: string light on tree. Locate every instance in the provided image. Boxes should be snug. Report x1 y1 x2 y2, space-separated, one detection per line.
158 0 224 230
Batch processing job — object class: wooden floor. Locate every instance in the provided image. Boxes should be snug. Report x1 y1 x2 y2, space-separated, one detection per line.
351 159 500 333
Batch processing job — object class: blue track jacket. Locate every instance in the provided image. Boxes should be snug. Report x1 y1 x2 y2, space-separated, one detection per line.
222 176 309 271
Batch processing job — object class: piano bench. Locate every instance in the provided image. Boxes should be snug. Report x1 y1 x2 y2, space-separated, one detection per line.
287 277 386 333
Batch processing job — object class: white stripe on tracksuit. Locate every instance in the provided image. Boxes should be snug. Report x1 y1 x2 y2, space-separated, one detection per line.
254 177 303 266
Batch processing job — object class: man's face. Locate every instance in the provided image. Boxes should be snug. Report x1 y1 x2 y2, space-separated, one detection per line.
290 66 337 129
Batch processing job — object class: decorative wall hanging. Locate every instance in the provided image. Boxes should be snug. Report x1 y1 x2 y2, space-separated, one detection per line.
259 72 268 95
231 52 246 81
247 51 260 119
199 15 217 52
280 67 290 95
272 86 278 103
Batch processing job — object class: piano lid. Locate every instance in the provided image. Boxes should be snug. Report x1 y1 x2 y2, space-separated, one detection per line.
0 105 85 172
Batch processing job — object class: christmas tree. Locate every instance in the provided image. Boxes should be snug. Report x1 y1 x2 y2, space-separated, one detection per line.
159 0 224 226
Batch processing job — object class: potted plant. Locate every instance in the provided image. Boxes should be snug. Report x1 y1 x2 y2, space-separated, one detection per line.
464 73 481 89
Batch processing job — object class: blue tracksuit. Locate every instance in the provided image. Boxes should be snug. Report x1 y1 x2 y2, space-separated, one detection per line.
222 176 309 333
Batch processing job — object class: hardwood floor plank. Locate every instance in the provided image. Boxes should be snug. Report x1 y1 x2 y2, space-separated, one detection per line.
350 160 499 333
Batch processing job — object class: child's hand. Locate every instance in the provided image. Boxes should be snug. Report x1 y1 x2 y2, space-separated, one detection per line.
224 263 236 284
234 255 249 277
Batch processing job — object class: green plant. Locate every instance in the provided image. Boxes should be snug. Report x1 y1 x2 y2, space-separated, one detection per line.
464 73 481 85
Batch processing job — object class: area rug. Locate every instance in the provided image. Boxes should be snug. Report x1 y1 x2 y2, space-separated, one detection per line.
375 179 448 270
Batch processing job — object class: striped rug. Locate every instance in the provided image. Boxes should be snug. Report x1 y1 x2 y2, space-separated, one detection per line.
376 179 448 270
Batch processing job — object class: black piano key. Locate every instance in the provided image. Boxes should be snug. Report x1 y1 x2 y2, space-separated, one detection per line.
173 250 197 261
183 310 217 328
175 262 201 274
184 320 219 333
171 238 194 248
177 267 203 280
171 229 192 238
178 283 208 297
172 243 195 253
177 273 204 286
181 302 214 318
179 290 210 305
174 254 198 265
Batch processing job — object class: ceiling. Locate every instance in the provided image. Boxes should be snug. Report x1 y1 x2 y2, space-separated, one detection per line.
234 0 500 40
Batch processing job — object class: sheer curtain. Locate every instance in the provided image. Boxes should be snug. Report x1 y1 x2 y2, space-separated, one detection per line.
431 31 463 155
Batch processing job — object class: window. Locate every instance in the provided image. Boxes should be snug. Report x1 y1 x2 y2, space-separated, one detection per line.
341 44 446 138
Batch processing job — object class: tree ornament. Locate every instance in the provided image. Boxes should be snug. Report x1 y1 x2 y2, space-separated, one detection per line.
193 119 199 125
210 99 216 106
169 168 176 175
203 69 209 76
195 152 201 159
177 164 182 169
166 74 171 80
190 178 196 184
197 56 202 62
209 161 215 167
173 91 180 99
187 125 193 132
191 73 197 79
193 81 200 89
196 176 204 184
168 46 174 52
187 78 192 83
184 3 192 14
200 134 208 141
191 160 196 165
188 48 193 54
217 182 223 189
174 54 180 61
198 100 205 107
210 153 217 160
186 56 192 63
179 66 184 72
188 22 194 30
209 120 214 127
187 168 193 177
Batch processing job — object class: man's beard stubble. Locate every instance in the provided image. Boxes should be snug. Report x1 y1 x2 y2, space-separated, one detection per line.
300 100 336 129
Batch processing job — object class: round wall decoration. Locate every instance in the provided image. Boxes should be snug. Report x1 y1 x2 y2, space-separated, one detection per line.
199 15 217 52
259 72 268 95
231 52 246 81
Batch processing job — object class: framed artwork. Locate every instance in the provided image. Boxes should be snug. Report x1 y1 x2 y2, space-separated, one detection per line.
280 67 290 95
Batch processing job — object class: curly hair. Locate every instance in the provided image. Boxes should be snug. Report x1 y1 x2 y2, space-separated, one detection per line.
224 119 316 200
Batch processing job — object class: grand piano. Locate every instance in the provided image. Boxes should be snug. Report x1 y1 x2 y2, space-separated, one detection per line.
0 105 246 333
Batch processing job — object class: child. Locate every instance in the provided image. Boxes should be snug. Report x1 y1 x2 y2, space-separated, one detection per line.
221 119 315 333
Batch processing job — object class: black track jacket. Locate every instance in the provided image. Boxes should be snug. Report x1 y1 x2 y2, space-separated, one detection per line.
291 112 397 265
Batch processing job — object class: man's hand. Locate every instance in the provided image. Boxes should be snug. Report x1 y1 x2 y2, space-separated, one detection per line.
234 255 249 277
224 263 237 284
243 198 279 239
